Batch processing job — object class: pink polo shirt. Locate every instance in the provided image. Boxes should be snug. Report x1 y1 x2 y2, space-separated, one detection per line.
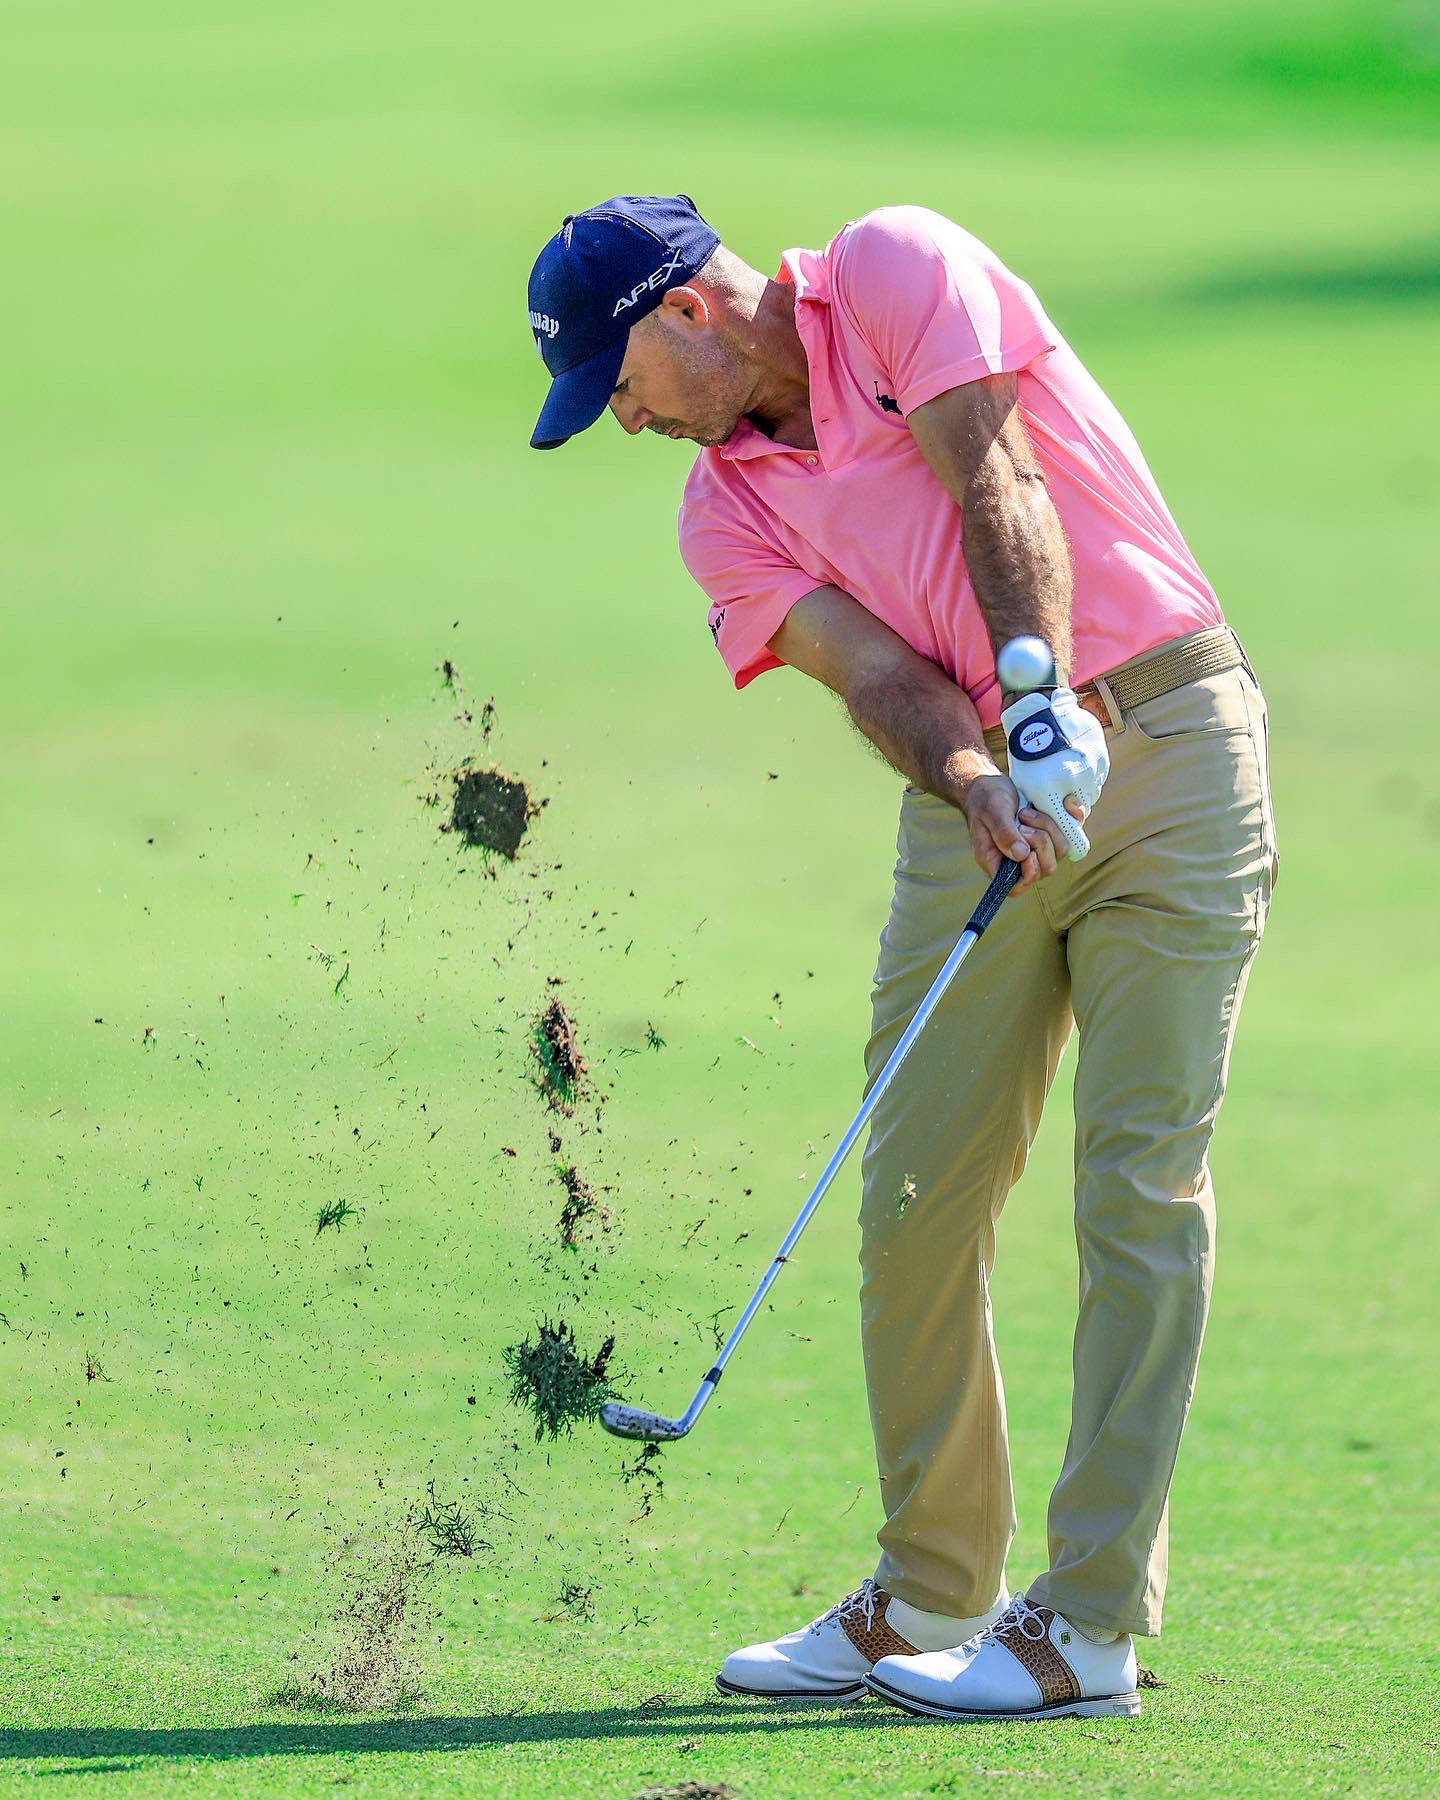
678 205 1222 726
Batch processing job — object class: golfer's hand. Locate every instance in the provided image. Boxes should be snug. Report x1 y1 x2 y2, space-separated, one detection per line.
962 773 1085 891
999 688 1110 861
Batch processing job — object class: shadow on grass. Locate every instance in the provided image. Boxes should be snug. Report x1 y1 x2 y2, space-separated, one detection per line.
1185 245 1440 309
5 1698 917 1768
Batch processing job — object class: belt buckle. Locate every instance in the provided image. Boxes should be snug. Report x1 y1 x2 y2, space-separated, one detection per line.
1075 680 1122 730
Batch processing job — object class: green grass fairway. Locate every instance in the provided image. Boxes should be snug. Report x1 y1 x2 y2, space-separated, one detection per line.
3 1 1438 1793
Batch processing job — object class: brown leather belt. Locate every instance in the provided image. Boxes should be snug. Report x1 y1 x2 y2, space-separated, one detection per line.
1074 687 1113 727
1074 624 1244 723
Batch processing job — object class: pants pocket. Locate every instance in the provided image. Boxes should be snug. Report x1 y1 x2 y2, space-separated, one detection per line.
1237 666 1280 892
1126 669 1255 742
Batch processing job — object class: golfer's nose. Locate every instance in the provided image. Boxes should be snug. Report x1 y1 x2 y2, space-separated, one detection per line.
611 395 652 435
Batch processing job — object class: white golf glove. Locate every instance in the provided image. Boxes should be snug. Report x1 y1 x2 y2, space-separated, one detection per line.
999 687 1110 861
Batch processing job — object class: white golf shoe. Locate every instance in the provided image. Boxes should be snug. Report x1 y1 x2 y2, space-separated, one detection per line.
864 1589 1141 1720
716 1577 1010 1701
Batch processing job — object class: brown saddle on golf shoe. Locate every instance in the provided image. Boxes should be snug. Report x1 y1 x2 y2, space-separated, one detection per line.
716 1578 1009 1700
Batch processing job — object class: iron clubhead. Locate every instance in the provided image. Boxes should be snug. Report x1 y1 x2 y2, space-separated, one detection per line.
598 1402 692 1442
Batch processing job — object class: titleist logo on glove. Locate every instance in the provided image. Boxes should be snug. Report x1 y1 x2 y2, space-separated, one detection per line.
1000 688 1111 862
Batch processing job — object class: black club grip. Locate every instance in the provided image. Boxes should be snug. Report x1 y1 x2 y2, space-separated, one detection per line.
964 858 1023 936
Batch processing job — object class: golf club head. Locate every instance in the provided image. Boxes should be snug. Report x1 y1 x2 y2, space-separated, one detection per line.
598 1401 691 1442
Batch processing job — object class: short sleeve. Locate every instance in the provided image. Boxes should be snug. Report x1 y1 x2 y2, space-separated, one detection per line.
678 498 823 689
832 205 1057 416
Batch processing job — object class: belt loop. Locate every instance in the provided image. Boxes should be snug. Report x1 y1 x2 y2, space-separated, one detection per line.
1091 673 1124 731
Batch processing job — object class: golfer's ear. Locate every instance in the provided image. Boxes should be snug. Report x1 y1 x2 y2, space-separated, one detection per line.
659 285 710 326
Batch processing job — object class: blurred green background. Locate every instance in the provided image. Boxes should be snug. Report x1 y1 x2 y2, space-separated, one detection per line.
2 0 1437 1794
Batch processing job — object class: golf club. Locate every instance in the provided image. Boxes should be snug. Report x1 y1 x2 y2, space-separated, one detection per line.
600 639 1052 1443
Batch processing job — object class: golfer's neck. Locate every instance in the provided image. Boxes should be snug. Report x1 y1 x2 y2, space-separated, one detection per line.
742 279 816 450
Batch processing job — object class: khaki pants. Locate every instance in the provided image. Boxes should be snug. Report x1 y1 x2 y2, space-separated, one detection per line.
859 638 1277 1637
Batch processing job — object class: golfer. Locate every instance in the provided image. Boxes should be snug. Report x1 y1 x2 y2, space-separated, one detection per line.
526 196 1276 1720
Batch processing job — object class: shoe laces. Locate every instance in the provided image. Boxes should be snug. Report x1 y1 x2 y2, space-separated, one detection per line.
809 1578 878 1637
967 1588 1048 1650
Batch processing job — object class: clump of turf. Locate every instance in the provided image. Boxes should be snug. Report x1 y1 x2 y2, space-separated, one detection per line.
557 1165 614 1249
447 766 538 858
315 1197 359 1236
503 1320 616 1440
540 1579 597 1623
415 1480 482 1560
896 1175 917 1219
532 998 587 1113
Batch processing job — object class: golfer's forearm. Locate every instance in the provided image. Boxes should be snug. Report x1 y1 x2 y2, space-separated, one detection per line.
963 455 1074 682
845 657 996 805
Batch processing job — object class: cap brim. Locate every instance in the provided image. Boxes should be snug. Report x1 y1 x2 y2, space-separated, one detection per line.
530 333 627 450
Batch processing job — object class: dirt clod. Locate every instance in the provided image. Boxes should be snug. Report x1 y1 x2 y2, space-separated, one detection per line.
503 1320 617 1440
270 1536 429 1714
448 767 537 858
272 1481 495 1716
620 1442 665 1518
1137 1664 1168 1689
557 1166 614 1249
634 1785 737 1800
532 999 587 1113
621 1443 664 1481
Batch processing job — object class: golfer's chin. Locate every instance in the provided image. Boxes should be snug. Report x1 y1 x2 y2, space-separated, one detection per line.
688 421 739 449
657 417 739 449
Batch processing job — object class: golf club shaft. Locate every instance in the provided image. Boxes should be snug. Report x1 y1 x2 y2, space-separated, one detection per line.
670 857 1022 1435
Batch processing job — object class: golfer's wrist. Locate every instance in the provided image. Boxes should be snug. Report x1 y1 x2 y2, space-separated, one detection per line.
942 745 1003 805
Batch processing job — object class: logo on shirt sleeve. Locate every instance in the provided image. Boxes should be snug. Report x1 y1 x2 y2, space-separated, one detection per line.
708 608 726 643
873 381 901 415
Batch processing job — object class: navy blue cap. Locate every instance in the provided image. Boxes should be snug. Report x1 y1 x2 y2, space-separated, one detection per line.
528 195 720 450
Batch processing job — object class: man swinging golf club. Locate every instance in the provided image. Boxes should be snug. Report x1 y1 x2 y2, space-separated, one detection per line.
525 196 1277 1721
